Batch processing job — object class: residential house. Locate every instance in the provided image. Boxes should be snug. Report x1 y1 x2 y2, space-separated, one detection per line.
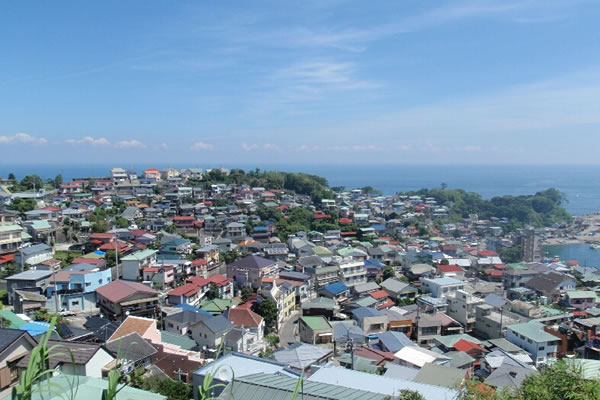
474 304 520 340
260 280 296 330
14 244 54 269
273 343 332 371
298 316 333 345
121 249 158 281
226 308 266 354
337 259 367 287
351 306 388 334
0 329 38 390
6 269 53 304
380 278 418 300
447 290 484 332
111 167 127 183
46 266 112 312
16 341 114 378
301 297 337 319
164 309 211 337
317 281 350 303
142 265 175 288
421 277 465 298
227 255 278 289
225 222 246 241
12 290 47 315
106 332 157 369
0 223 23 254
505 321 561 366
192 352 290 400
564 290 598 310
167 280 209 307
523 272 576 302
96 280 160 320
503 265 538 290
189 315 234 355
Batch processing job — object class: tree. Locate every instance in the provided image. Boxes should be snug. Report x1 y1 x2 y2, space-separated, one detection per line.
498 245 523 263
1 263 19 278
440 259 450 265
382 266 396 281
115 216 129 229
143 378 193 400
241 287 254 303
7 173 16 182
0 317 11 328
9 198 37 214
256 299 278 331
91 221 108 233
53 174 63 188
206 283 219 300
20 174 44 190
222 249 241 264
166 224 177 234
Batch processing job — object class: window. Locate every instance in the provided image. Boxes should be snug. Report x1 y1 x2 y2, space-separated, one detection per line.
539 346 545 350
86 282 91 287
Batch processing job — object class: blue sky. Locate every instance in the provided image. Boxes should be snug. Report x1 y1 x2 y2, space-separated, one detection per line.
1 0 600 165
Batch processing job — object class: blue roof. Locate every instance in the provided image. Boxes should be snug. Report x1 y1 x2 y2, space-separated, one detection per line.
94 250 105 256
364 259 384 268
20 321 52 337
253 226 268 232
378 331 415 353
371 224 386 230
174 303 212 316
352 306 384 321
322 281 349 295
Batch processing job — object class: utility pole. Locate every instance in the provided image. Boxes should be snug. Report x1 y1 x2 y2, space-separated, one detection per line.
113 229 119 279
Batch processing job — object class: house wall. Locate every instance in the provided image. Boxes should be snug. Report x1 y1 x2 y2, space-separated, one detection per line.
122 260 141 281
85 348 115 378
505 330 558 366
362 316 388 334
191 323 220 350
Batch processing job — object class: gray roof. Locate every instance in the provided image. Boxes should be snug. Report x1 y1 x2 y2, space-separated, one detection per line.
105 332 157 362
0 328 31 353
485 294 508 308
352 306 384 321
229 255 276 269
273 343 332 370
484 358 536 390
308 366 458 400
221 373 386 400
6 269 53 281
166 310 210 325
202 315 234 334
380 278 413 293
382 362 419 380
332 321 367 344
302 297 336 310
445 351 476 369
20 243 52 255
352 282 380 294
194 352 291 382
413 363 466 389
378 331 415 353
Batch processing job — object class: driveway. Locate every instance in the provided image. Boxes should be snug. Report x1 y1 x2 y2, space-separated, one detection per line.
279 310 300 346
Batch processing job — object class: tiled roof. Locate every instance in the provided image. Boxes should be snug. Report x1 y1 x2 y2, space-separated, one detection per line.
96 280 158 303
227 308 263 327
108 316 155 341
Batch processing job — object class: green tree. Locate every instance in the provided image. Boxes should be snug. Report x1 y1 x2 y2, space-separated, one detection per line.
440 259 450 265
166 224 177 234
145 379 193 400
20 174 44 190
498 245 523 263
222 249 241 264
7 173 16 182
91 221 109 233
53 174 63 188
240 287 254 303
115 216 129 229
382 266 396 281
1 263 19 278
256 299 278 331
9 198 37 214
206 283 219 300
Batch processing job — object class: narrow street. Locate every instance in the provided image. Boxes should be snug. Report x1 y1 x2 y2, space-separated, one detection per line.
279 310 300 346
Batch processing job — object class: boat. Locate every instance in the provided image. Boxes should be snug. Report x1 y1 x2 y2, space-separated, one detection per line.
590 243 600 250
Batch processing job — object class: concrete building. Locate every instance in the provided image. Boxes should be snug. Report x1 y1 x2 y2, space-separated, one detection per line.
505 321 560 366
121 249 158 281
14 244 54 269
6 269 53 304
298 316 333 345
447 290 484 332
521 227 541 263
474 304 519 340
421 277 465 299
337 259 367 287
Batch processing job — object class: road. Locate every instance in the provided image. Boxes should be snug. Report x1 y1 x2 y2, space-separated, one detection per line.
279 310 300 346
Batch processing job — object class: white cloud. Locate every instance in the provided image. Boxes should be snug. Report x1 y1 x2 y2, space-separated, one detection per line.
351 144 381 151
277 61 379 90
116 139 145 149
0 133 47 145
159 143 168 149
65 136 111 146
191 141 214 151
241 143 259 151
263 143 281 151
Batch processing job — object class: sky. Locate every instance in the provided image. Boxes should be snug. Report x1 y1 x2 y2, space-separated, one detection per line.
1 0 600 165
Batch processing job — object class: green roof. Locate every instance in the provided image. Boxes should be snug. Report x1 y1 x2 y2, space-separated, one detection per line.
435 333 482 348
161 331 197 350
30 220 51 230
31 375 166 400
21 231 32 240
200 298 238 314
82 252 103 259
313 246 333 256
302 297 336 310
507 321 560 343
0 224 22 233
314 266 339 275
337 247 368 257
413 363 466 388
300 316 332 332
353 297 378 307
507 263 527 270
539 306 564 317
0 310 26 329
222 373 385 400
567 290 598 300
121 249 157 261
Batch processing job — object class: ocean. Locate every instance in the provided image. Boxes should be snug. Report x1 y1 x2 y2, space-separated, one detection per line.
543 243 600 268
1 163 599 216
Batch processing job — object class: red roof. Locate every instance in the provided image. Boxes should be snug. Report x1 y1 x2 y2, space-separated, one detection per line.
377 298 396 310
493 264 506 270
353 346 395 365
485 269 503 277
567 260 579 266
186 276 210 287
454 339 486 353
479 250 498 257
98 241 131 252
173 216 194 221
143 267 160 273
227 308 263 327
207 274 233 287
438 264 464 273
43 206 61 212
339 218 353 224
0 254 15 265
96 280 158 303
192 259 208 265
369 290 390 300
144 168 160 174
130 229 150 237
341 232 357 236
90 233 115 240
72 257 103 265
168 283 202 297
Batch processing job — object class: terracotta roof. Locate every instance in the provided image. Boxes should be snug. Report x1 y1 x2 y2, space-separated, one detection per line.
353 346 395 365
108 316 156 342
454 339 486 353
438 264 464 273
377 298 396 310
478 250 498 257
173 216 195 221
207 274 233 286
72 257 103 265
191 259 208 265
96 280 159 303
485 269 503 277
369 290 390 300
168 283 202 297
186 276 210 287
227 308 263 327
90 233 115 240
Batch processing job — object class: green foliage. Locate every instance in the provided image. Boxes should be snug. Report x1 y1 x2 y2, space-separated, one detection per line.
207 283 219 300
401 188 571 231
142 378 193 400
115 216 129 229
240 287 254 303
459 361 600 400
222 249 241 264
9 198 37 214
91 221 109 233
256 298 278 330
265 334 280 347
166 224 177 234
33 309 63 324
53 174 63 188
440 259 450 265
382 266 396 280
498 245 523 263
1 263 19 278
20 174 44 191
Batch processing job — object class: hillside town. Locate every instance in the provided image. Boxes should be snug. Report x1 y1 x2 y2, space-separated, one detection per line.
0 167 599 400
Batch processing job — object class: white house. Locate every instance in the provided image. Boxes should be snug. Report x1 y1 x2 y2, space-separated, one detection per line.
505 321 560 366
